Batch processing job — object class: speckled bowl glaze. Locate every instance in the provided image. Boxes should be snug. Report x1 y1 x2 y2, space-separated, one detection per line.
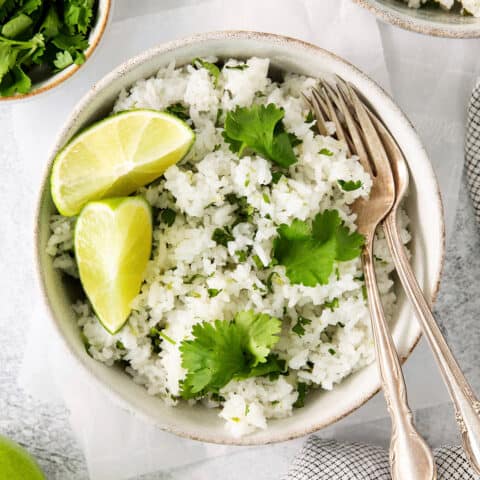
35 31 445 445
0 0 112 102
354 0 480 38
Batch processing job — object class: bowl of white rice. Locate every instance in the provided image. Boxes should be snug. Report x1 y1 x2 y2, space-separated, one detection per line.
35 31 445 444
354 0 480 38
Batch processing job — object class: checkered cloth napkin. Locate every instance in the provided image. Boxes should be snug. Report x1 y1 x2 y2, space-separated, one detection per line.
284 437 479 479
466 81 480 225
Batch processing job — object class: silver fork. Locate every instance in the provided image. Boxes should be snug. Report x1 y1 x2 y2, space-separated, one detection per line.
306 83 437 480
357 92 480 474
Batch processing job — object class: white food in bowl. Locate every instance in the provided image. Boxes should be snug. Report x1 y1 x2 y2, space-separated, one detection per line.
354 0 480 38
35 31 445 445
404 0 480 17
46 56 412 437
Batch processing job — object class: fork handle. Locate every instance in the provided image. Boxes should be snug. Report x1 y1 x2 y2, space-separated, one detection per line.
384 212 480 474
362 238 437 480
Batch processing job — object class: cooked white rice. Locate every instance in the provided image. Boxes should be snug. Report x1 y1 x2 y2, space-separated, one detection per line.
47 57 410 437
403 0 480 16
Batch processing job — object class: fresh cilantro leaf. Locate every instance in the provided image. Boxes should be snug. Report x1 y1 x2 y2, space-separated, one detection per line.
19 0 42 15
338 179 363 192
0 43 18 81
292 316 312 337
0 33 44 79
53 49 73 69
165 102 190 121
192 57 220 86
2 13 33 39
334 224 365 262
273 210 365 287
212 227 234 247
0 0 96 95
293 382 308 408
235 249 248 262
64 0 95 35
73 49 85 64
324 298 339 311
40 6 62 38
0 0 17 23
0 33 44 95
262 193 270 204
0 64 30 95
180 311 282 398
305 111 315 123
319 148 334 156
234 311 281 366
51 32 88 51
225 193 254 225
184 273 204 284
160 208 176 226
223 103 298 168
252 254 263 270
271 171 284 184
236 354 285 380
208 288 222 298
288 132 302 147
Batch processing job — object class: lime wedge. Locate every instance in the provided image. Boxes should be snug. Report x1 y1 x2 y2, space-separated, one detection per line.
0 435 45 480
74 197 152 334
51 109 194 216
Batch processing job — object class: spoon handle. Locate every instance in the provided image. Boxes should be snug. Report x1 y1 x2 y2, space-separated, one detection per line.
384 212 480 475
362 236 437 480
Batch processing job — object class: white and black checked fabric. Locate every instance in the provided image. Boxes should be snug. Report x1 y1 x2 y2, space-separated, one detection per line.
466 81 480 225
285 437 479 479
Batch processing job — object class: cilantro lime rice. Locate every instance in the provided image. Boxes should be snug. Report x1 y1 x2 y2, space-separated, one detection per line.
47 57 410 437
403 0 480 16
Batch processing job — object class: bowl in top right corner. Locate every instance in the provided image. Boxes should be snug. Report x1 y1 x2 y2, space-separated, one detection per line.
353 0 480 38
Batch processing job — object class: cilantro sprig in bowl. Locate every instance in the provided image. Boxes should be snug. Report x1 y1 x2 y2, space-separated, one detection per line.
0 0 111 100
35 32 445 445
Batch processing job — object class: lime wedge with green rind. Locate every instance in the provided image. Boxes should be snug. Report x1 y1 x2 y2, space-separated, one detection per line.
74 196 152 334
0 435 45 480
51 109 194 216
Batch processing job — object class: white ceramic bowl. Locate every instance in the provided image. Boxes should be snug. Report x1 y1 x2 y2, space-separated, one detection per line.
35 31 445 445
354 0 480 38
0 0 112 102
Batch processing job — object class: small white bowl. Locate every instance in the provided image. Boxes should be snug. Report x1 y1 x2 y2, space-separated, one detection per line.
35 31 445 445
0 0 112 102
353 0 480 38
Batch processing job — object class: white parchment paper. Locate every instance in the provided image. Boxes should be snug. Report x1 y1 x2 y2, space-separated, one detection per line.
14 1 480 478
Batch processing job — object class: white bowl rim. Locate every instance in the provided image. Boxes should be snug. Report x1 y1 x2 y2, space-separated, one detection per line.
353 0 480 38
34 30 446 445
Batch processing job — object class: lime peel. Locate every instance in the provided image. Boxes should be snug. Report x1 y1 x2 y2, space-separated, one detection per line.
51 109 194 216
74 196 153 334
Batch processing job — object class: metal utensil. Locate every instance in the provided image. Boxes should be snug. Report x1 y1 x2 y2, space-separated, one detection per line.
306 81 437 480
360 94 480 475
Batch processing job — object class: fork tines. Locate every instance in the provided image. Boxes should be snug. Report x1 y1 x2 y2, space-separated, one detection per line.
307 79 390 180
